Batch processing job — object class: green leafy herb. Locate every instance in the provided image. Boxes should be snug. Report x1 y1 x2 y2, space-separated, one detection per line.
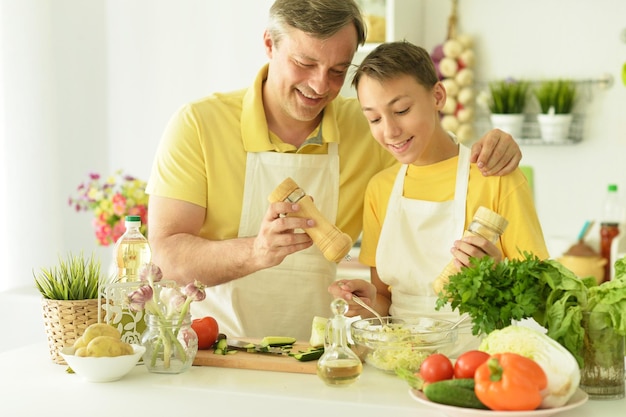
436 252 626 367
435 252 549 335
33 252 103 300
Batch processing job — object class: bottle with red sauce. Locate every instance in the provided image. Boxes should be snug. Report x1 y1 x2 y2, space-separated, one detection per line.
600 184 624 282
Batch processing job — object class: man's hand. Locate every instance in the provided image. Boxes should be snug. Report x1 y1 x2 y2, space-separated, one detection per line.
251 201 314 269
470 129 522 176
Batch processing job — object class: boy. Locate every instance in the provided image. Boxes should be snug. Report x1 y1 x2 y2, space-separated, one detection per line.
329 41 548 350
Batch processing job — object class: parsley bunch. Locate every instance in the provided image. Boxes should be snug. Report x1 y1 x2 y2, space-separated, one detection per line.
435 252 552 335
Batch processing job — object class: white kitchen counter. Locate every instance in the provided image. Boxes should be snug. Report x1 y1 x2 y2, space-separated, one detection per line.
1 343 624 417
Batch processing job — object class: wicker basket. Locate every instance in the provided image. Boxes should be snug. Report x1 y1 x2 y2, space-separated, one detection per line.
41 298 104 365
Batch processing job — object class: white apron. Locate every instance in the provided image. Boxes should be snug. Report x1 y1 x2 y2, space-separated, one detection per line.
375 144 480 356
196 142 339 340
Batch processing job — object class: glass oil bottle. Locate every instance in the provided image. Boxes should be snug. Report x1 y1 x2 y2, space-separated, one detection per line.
316 298 362 386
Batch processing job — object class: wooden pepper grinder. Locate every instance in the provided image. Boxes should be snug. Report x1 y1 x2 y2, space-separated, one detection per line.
432 206 508 295
268 177 353 262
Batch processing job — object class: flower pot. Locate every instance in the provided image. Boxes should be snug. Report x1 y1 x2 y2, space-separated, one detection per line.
537 113 573 142
41 298 104 365
490 114 524 139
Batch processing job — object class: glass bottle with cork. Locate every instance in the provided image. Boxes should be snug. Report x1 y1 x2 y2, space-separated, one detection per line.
600 184 624 283
432 206 509 295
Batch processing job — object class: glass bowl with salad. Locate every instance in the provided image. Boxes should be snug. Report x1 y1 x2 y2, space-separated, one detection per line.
350 316 458 373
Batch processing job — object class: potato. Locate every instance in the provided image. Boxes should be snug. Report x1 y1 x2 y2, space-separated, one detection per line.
86 335 134 357
73 335 87 349
82 323 121 345
75 347 88 357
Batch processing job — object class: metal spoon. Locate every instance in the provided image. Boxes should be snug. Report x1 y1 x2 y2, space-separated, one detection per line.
449 313 471 330
352 294 385 326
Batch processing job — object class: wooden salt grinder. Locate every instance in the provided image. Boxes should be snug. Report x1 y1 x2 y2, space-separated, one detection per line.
268 177 353 263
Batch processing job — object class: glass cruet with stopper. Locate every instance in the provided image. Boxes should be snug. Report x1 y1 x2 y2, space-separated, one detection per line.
316 298 363 386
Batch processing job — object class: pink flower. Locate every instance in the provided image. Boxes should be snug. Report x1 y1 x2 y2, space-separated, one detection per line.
111 193 127 216
68 169 148 247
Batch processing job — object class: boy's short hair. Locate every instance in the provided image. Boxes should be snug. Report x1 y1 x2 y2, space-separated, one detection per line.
352 41 439 90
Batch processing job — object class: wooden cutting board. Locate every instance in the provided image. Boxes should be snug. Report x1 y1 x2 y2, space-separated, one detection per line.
192 340 319 374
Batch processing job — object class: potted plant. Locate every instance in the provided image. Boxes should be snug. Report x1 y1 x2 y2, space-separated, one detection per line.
533 79 577 142
486 78 530 139
34 251 105 364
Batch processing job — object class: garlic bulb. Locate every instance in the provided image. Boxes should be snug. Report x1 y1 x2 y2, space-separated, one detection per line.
439 57 459 78
432 29 477 143
441 96 458 115
441 115 460 132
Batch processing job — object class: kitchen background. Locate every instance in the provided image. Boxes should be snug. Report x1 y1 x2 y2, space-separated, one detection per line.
1 0 625 293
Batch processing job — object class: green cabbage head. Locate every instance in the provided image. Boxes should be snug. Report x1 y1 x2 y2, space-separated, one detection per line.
479 324 580 409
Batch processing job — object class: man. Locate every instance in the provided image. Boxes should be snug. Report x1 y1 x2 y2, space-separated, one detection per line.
146 0 522 340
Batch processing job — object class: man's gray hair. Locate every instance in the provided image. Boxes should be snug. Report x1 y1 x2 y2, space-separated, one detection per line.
268 0 366 49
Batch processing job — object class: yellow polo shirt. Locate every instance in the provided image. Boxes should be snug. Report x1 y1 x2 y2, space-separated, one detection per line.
147 64 395 242
360 157 549 266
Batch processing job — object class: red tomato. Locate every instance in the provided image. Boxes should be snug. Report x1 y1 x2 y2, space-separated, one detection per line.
191 316 219 350
454 350 491 379
420 353 454 383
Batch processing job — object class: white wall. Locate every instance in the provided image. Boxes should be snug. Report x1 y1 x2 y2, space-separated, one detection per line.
105 0 273 179
1 0 625 291
422 0 626 254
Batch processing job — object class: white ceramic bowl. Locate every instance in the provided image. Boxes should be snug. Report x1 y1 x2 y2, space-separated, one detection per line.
351 317 458 373
60 344 145 382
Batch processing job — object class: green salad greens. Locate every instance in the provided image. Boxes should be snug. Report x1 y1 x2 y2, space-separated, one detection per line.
435 252 626 367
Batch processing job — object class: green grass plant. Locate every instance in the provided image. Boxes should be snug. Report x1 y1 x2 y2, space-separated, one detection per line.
34 252 102 300
488 79 530 114
534 79 577 114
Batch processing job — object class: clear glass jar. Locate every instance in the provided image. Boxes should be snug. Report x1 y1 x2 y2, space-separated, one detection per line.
580 311 625 400
141 313 198 374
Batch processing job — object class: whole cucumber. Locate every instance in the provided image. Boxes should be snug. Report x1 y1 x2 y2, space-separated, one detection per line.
424 379 488 409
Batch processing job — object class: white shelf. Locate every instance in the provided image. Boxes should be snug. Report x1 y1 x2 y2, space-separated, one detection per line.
342 0 422 98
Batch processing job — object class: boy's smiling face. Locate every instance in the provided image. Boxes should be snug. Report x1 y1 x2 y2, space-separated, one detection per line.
357 74 448 165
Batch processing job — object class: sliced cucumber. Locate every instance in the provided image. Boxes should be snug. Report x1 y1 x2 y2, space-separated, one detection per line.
260 336 297 347
291 347 324 362
213 338 229 355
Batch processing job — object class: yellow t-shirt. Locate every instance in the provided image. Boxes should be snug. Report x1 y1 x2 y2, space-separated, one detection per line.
359 156 549 266
146 64 396 242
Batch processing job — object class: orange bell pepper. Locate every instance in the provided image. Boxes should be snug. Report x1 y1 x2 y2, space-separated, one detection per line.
474 352 547 411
